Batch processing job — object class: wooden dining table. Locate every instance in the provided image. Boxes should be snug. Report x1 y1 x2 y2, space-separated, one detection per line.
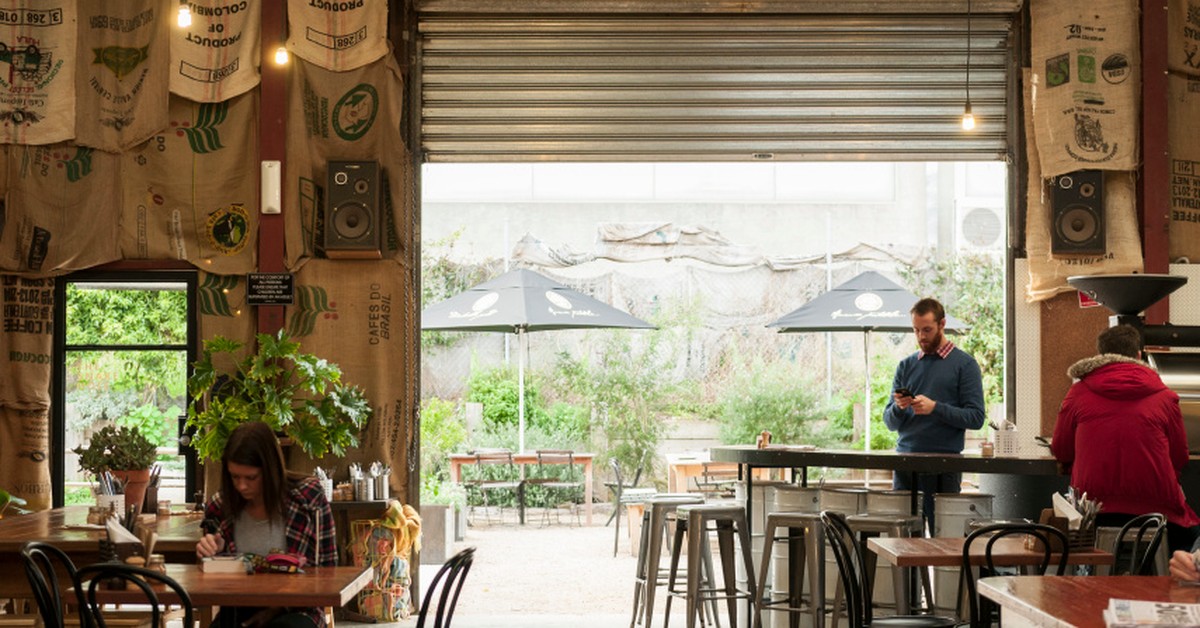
867 535 1115 568
977 575 1200 628
0 505 204 598
77 563 373 627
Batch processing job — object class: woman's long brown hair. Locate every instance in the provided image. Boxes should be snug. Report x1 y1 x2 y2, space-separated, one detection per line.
218 421 288 523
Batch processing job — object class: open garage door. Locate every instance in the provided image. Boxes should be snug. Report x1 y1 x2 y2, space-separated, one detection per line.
418 1 1020 162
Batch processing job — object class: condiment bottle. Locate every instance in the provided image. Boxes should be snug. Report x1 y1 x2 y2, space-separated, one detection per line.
981 441 995 458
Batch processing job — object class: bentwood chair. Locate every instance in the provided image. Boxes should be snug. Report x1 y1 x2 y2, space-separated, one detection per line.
821 511 959 628
417 547 476 628
1111 513 1167 575
73 563 193 628
21 541 86 628
961 523 1068 628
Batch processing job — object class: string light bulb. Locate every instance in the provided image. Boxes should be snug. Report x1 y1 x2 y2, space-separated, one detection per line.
961 103 975 130
177 4 191 28
274 45 289 65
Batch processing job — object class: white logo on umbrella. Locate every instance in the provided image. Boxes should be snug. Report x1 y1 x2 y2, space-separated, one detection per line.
545 291 573 310
855 293 883 312
447 292 500 320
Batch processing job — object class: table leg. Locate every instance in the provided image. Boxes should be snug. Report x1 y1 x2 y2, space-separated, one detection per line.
584 459 593 526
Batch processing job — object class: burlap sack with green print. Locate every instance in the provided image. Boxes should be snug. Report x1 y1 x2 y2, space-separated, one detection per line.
196 271 255 353
74 0 171 153
169 0 261 102
0 144 122 275
0 3 76 146
0 275 53 510
285 259 414 497
120 92 258 275
283 52 412 269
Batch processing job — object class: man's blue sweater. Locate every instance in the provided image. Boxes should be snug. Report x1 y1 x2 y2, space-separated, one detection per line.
883 346 986 454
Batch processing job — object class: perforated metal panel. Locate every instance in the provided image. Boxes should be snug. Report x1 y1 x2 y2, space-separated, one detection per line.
418 6 1017 162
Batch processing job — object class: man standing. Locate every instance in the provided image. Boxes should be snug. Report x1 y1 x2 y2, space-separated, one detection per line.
1053 324 1199 553
883 297 986 522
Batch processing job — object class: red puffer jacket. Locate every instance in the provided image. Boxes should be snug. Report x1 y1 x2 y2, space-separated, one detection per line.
1052 354 1199 528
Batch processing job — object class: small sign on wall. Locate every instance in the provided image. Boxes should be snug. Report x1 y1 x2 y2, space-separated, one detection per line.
247 273 294 306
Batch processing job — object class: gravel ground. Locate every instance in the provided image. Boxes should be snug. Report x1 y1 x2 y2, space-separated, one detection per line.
350 505 690 627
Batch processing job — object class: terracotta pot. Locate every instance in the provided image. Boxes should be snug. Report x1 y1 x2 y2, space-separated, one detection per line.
110 468 151 515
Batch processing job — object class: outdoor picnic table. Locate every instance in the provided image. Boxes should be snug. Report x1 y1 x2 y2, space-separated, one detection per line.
448 452 595 525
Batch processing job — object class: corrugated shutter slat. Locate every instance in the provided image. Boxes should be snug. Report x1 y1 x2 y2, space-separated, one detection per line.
420 14 1013 162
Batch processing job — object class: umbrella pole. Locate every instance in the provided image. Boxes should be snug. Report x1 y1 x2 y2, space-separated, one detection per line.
864 329 872 456
518 329 526 454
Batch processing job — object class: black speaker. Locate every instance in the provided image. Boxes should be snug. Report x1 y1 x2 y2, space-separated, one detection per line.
1050 169 1105 255
324 160 382 259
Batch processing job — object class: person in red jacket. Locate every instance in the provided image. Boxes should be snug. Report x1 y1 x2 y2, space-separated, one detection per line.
1052 324 1200 554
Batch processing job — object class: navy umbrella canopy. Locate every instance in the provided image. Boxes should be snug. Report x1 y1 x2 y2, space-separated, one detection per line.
422 268 655 451
768 270 968 451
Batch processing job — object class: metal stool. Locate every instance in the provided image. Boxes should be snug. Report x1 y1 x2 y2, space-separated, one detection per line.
663 509 721 627
753 511 825 628
630 494 705 627
666 503 759 628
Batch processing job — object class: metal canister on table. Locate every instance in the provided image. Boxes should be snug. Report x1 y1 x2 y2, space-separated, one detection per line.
354 477 374 501
374 474 389 501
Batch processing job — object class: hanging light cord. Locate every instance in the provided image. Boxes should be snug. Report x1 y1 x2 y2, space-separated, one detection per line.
965 0 972 106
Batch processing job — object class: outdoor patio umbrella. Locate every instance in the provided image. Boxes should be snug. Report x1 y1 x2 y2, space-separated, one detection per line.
421 268 655 452
767 270 967 451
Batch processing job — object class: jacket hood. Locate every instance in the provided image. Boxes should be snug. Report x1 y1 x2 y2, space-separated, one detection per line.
1068 353 1168 401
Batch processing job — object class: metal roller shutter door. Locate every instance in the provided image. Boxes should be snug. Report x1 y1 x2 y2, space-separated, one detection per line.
418 3 1017 162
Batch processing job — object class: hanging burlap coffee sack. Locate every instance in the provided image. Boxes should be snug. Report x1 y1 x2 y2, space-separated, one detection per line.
196 270 255 375
0 406 51 510
0 275 52 404
1169 0 1200 76
169 0 261 102
0 2 76 145
119 91 258 275
0 273 53 510
285 0 388 71
1168 72 1200 262
0 143 121 275
1030 0 1140 177
283 51 411 269
1024 71 1143 302
286 259 414 498
74 0 171 153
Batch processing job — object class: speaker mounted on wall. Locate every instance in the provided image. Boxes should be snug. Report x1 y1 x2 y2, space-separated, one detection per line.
1050 169 1106 255
324 160 383 259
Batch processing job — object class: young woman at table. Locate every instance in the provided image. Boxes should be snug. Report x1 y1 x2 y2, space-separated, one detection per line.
195 421 338 628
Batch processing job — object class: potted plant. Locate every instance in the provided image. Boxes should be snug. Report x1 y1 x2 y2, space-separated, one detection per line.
186 330 372 464
71 424 159 511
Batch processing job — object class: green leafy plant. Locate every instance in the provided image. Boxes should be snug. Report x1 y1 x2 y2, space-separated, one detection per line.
72 424 158 476
0 488 29 518
717 360 839 446
186 330 372 462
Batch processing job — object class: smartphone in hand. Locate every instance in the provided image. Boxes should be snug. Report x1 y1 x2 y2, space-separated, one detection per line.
895 387 913 398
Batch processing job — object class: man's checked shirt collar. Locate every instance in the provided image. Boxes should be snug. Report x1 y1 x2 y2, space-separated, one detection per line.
919 341 955 360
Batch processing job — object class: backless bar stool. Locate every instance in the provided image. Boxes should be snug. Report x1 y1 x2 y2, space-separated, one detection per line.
631 494 706 628
841 490 928 624
665 503 759 628
753 485 822 628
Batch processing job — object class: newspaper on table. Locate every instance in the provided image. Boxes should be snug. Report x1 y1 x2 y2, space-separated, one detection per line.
1105 599 1200 627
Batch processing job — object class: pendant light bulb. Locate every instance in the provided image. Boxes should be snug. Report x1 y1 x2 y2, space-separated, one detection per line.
274 45 289 66
961 103 975 131
177 4 192 28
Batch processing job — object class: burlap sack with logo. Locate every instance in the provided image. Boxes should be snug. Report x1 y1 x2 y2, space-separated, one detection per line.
119 91 258 275
285 259 413 495
1024 71 1143 302
1168 73 1200 262
1030 0 1140 177
196 270 256 349
1169 0 1200 76
0 406 51 510
74 0 171 153
0 2 75 146
169 0 261 102
283 51 411 269
286 0 388 71
0 144 122 275
0 274 52 510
